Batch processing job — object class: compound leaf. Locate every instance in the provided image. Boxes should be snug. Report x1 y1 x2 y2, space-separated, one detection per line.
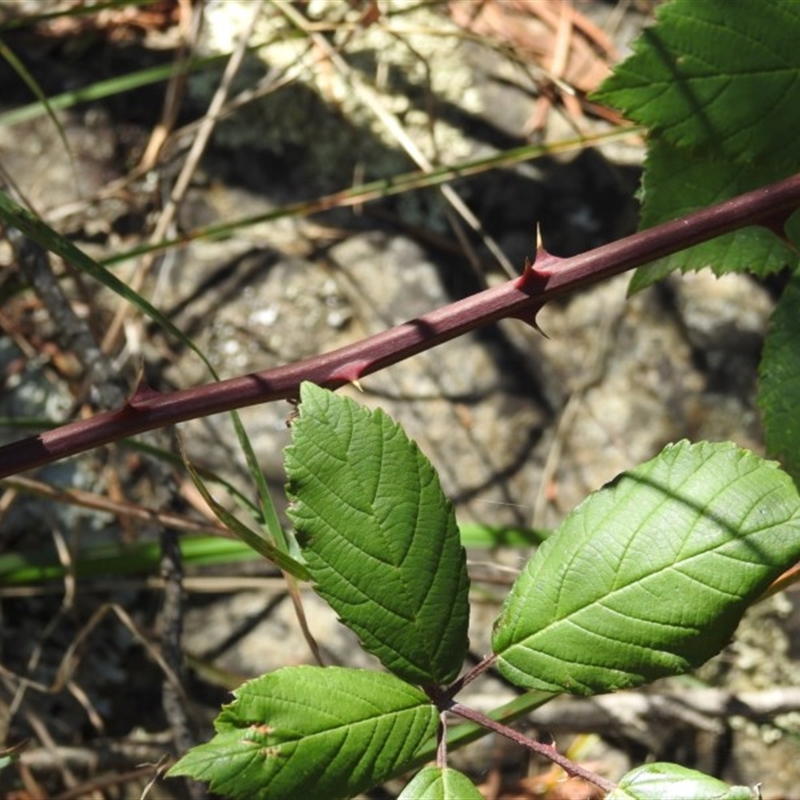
759 274 800 487
493 441 800 695
593 0 800 163
607 763 757 800
285 382 470 685
169 666 438 800
593 0 800 291
398 766 483 800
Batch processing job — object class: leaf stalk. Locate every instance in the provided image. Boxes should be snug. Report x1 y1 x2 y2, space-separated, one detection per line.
448 701 617 793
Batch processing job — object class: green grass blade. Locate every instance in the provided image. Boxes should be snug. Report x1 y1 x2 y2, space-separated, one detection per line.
458 523 547 548
0 535 261 587
182 448 309 580
120 438 261 515
229 409 289 553
0 35 75 169
99 128 641 269
0 52 228 128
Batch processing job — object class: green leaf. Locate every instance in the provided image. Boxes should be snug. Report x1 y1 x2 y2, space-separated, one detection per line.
169 666 438 800
607 763 757 800
759 274 800 487
285 383 469 685
627 142 798 293
492 441 800 695
593 0 800 292
593 0 800 163
785 208 800 249
398 766 484 800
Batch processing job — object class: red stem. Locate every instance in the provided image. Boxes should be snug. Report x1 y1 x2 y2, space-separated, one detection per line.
448 701 617 793
2 172 800 479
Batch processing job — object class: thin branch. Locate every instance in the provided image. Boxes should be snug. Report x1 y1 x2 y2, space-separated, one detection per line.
445 653 498 699
448 700 617 793
1 171 799 478
8 229 126 409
